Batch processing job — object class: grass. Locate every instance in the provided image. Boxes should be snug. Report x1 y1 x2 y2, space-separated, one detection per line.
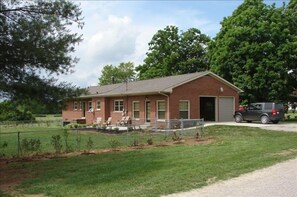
1 125 297 196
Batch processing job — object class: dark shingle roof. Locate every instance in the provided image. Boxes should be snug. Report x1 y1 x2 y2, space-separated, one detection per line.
80 71 242 98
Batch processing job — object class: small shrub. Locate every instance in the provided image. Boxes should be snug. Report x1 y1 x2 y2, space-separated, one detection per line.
113 127 120 133
131 139 139 146
172 131 182 141
108 139 120 149
51 135 63 154
127 126 133 132
86 137 94 152
147 138 153 145
0 141 8 157
21 138 41 156
63 130 73 153
76 135 81 150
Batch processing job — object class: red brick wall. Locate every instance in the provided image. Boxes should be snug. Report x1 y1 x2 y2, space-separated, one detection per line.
169 75 239 120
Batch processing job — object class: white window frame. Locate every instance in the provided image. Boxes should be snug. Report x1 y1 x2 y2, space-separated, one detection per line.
157 100 166 120
179 100 190 119
114 100 124 112
88 101 93 112
79 101 82 111
96 100 101 111
74 101 78 111
133 101 140 119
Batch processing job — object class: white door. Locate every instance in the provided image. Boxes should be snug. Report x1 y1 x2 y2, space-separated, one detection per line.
218 97 234 122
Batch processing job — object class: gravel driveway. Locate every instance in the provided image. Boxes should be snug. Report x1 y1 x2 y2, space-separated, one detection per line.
165 158 297 197
205 122 297 132
164 122 297 197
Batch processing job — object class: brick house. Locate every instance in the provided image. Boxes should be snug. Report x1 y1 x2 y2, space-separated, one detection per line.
62 71 242 125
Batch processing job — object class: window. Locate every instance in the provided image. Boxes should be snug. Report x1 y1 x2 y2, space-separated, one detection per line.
157 100 166 119
179 101 189 119
114 100 124 112
74 101 78 110
96 100 101 110
88 101 93 111
79 101 82 110
133 101 140 119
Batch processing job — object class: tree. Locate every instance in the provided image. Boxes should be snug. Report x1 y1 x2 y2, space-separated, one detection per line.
99 62 136 85
209 0 297 103
0 101 35 121
136 26 210 80
0 0 84 106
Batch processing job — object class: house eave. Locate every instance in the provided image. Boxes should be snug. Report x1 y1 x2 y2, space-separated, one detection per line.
77 91 172 99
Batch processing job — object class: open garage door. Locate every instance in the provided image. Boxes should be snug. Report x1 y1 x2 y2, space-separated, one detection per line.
200 97 216 121
218 97 234 122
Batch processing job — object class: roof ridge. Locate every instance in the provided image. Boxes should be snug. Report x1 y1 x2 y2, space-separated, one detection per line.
92 71 208 88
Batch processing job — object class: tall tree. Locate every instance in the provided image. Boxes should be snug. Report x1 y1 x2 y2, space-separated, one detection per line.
99 62 136 85
0 0 84 106
136 26 210 80
209 0 296 103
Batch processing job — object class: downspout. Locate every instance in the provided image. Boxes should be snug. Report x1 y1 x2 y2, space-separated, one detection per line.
158 91 170 128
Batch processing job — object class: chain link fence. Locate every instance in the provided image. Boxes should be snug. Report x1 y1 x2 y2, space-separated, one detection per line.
0 119 204 158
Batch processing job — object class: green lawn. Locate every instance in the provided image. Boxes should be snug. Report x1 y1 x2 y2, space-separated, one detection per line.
1 125 297 197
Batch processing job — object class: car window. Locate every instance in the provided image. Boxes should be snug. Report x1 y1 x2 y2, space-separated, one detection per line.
247 105 256 110
254 104 262 110
275 103 284 110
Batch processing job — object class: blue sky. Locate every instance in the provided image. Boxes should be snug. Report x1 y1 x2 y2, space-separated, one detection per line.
64 0 285 88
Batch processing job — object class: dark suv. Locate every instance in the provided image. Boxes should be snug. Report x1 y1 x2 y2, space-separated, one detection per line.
234 102 284 124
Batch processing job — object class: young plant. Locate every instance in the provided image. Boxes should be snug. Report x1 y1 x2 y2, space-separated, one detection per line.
0 141 8 157
51 135 63 154
21 138 41 156
63 130 73 153
147 138 153 145
131 139 139 147
108 139 120 149
86 137 94 153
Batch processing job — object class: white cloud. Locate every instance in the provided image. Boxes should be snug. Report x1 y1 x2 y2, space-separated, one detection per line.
62 1 228 87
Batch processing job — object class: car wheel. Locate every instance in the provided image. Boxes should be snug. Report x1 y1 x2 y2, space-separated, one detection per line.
261 116 269 124
235 115 243 123
272 120 279 124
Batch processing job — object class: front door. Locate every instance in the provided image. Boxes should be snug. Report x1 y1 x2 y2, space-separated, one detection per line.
145 101 151 123
200 97 215 121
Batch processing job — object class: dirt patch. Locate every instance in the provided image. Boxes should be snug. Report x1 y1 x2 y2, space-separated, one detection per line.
274 149 297 156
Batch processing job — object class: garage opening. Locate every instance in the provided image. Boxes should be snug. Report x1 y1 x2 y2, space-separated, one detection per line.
200 97 215 121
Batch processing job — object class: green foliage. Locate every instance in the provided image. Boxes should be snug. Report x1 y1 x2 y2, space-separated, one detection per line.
99 62 136 85
209 0 297 102
0 0 84 105
21 138 41 156
137 26 210 79
0 141 8 157
147 138 153 145
86 137 94 152
63 130 73 153
51 135 63 154
0 101 35 121
108 139 120 149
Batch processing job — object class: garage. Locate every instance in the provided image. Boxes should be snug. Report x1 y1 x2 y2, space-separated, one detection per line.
200 97 216 121
218 97 234 122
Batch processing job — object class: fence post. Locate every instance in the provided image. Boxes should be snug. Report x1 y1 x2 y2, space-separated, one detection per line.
17 131 20 157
